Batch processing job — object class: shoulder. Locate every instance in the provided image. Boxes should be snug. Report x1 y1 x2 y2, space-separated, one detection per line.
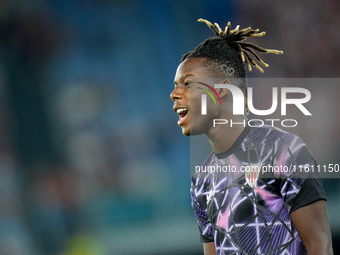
247 125 315 170
249 124 307 149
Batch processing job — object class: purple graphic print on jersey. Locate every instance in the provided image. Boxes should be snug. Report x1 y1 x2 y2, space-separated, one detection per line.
191 125 326 255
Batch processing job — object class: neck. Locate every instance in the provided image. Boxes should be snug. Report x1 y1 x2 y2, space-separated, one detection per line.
206 115 247 154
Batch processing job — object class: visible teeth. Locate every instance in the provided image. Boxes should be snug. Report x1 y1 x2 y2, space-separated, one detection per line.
176 108 188 114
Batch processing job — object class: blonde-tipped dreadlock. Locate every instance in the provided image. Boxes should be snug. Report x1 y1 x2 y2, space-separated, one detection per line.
180 19 283 115
197 18 283 73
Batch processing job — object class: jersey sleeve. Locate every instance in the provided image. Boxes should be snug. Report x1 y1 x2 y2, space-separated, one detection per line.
190 179 214 243
273 133 326 214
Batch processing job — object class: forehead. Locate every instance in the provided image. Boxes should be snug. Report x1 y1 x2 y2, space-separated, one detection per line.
174 57 211 82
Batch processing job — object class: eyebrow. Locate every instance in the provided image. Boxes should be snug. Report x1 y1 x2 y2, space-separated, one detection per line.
174 74 194 85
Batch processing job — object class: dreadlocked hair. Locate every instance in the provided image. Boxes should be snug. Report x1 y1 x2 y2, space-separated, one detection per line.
181 18 283 115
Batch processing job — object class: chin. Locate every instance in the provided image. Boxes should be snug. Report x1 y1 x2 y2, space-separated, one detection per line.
182 127 206 136
181 127 191 136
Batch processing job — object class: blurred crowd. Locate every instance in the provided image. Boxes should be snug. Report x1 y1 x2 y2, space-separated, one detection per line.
0 0 339 254
239 0 340 165
239 0 340 77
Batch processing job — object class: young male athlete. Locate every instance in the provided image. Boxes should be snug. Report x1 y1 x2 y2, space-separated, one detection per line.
170 19 333 255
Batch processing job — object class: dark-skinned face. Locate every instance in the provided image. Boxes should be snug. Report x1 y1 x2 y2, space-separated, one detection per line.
171 57 227 136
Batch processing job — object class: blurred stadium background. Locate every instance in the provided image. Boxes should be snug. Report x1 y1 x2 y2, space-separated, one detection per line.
0 0 339 254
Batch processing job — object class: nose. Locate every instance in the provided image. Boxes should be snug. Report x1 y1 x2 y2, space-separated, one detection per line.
170 86 183 101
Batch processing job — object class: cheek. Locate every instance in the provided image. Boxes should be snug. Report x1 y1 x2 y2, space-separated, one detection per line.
189 97 218 133
206 97 219 116
189 92 203 117
194 94 219 118
190 91 220 119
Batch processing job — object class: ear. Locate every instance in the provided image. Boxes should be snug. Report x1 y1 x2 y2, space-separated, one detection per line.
217 79 231 99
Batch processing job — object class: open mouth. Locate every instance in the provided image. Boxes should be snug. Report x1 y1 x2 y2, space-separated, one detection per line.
176 108 188 125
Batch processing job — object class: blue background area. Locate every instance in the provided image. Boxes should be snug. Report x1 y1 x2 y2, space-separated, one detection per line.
0 0 339 254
